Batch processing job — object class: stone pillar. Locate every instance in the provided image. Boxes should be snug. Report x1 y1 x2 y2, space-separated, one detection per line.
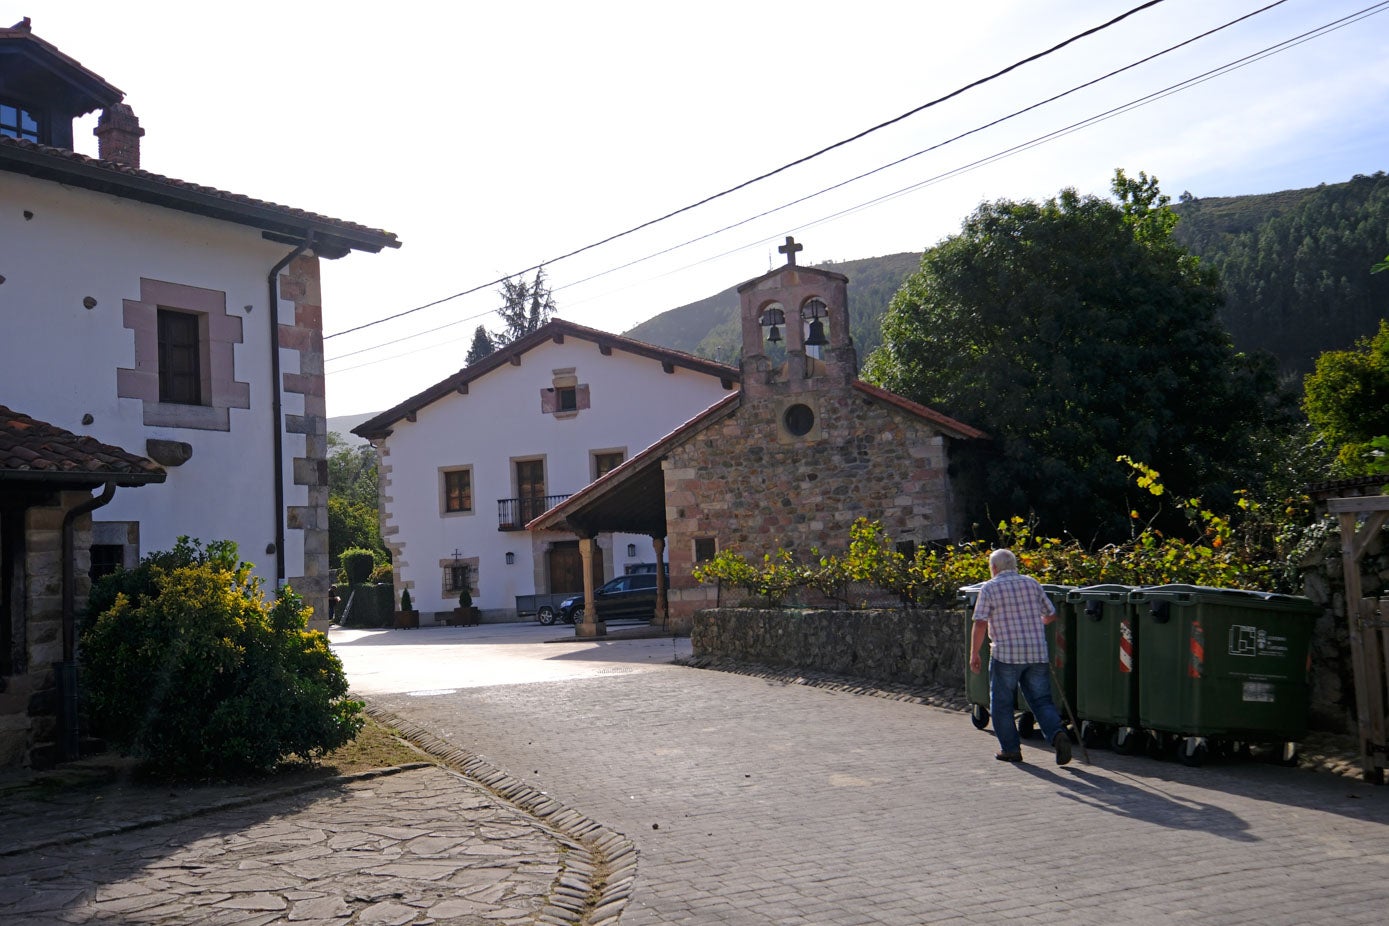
575 536 605 638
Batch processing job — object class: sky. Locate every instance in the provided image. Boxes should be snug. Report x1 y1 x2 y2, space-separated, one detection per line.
9 1 1389 416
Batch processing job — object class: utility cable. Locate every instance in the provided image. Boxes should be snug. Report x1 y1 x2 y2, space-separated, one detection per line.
323 0 1167 341
329 0 1388 371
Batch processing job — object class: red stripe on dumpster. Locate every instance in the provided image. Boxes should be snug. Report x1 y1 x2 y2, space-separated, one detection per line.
1119 619 1134 673
1188 619 1205 679
1054 622 1066 670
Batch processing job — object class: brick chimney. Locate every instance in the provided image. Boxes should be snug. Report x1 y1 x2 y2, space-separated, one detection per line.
94 103 144 168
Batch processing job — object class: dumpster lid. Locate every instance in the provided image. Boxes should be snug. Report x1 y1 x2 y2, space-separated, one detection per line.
1138 584 1320 613
1066 584 1136 602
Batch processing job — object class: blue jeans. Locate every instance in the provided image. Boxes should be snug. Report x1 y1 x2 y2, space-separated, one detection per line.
990 660 1064 755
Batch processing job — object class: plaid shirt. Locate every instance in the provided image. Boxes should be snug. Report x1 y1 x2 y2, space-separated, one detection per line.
972 569 1054 664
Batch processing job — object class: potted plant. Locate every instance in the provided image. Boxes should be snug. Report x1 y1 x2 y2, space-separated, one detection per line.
394 588 419 629
449 570 481 626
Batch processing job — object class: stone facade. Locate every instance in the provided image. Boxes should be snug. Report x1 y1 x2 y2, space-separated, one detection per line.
0 490 93 769
662 252 981 631
279 255 331 633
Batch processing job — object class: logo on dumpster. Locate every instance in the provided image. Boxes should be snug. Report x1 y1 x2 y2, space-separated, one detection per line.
1229 625 1259 657
1228 625 1290 658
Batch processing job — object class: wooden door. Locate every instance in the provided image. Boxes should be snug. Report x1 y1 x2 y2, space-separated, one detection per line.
516 459 546 524
548 541 603 593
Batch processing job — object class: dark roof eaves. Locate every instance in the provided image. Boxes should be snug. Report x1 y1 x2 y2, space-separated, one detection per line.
353 319 740 439
0 136 400 255
850 380 988 441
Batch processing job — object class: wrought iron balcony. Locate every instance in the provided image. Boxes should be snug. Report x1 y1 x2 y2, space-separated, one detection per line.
498 494 571 531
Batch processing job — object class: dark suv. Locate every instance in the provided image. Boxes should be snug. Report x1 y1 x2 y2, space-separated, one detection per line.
558 573 658 623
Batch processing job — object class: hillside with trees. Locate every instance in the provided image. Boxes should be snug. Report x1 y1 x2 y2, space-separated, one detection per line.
1172 171 1389 376
627 173 1389 380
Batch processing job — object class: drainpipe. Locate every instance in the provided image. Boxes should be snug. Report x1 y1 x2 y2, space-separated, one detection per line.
58 480 117 760
267 236 313 587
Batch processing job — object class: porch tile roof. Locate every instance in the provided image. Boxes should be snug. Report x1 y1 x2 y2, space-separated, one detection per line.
0 406 165 484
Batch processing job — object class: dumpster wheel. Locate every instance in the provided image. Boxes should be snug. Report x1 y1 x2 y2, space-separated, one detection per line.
1080 721 1107 750
970 704 990 730
1110 726 1142 755
1177 736 1208 767
1273 742 1299 767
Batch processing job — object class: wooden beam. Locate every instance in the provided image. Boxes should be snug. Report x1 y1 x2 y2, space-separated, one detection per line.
552 333 564 344
1328 495 1389 513
456 382 469 395
599 343 612 356
509 355 522 366
405 411 416 423
662 361 675 374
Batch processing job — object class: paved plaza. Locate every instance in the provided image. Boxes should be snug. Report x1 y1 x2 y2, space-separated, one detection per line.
2 621 1386 925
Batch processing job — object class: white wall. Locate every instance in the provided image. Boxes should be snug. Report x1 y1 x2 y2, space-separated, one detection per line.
0 171 306 588
379 337 733 614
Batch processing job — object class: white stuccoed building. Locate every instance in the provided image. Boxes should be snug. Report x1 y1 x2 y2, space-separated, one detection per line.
0 19 398 768
353 320 738 622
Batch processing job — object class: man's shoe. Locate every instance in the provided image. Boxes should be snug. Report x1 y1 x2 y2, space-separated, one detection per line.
1053 730 1073 766
995 751 1023 762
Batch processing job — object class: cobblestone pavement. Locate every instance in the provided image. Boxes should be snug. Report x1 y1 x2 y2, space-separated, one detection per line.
335 623 1389 926
0 759 581 925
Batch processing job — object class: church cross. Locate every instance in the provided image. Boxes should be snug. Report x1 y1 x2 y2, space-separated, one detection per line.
778 236 803 266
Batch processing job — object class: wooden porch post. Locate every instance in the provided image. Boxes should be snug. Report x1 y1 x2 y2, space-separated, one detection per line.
576 534 605 638
653 536 667 626
1331 496 1389 784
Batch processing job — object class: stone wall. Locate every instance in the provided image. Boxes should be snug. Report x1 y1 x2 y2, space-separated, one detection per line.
691 607 968 691
1296 517 1388 733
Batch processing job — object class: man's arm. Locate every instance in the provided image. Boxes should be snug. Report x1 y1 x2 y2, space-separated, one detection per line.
969 619 989 674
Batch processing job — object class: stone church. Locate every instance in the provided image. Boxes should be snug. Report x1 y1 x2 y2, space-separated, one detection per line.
531 239 985 634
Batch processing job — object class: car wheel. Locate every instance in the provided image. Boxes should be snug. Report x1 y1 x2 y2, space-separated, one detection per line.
569 606 584 625
537 606 556 626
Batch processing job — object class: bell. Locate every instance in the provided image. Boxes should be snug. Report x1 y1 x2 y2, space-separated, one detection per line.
767 324 782 344
805 318 828 347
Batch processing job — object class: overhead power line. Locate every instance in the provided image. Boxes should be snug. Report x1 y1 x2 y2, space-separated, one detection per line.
327 0 1293 366
323 0 1168 342
326 0 1388 374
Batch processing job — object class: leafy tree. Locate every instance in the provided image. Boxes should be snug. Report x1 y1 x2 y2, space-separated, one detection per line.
327 432 385 566
494 268 557 346
1303 320 1389 475
863 170 1288 541
466 324 496 364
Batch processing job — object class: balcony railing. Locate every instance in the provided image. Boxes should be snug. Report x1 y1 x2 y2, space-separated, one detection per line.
498 494 571 531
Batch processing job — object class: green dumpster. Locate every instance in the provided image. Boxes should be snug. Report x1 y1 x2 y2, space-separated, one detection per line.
1136 584 1320 767
1069 585 1142 753
1041 584 1078 719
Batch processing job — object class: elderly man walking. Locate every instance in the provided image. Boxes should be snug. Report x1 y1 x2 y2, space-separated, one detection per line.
969 549 1071 765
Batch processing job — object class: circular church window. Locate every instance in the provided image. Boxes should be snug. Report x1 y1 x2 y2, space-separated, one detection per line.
783 403 815 437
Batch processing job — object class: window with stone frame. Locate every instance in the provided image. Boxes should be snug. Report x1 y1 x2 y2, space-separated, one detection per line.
694 537 717 563
89 544 126 583
157 309 203 405
118 278 250 431
442 467 473 514
541 368 590 418
593 450 625 480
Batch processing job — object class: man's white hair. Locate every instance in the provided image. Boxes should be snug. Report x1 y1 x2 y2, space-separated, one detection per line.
989 548 1019 573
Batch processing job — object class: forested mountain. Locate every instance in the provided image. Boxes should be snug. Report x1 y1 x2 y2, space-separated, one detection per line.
627 174 1389 377
1171 172 1389 375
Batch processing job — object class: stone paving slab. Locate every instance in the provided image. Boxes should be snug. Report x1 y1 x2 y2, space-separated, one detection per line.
0 764 573 925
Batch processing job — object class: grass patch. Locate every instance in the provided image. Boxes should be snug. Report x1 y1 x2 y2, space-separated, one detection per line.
312 714 432 775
